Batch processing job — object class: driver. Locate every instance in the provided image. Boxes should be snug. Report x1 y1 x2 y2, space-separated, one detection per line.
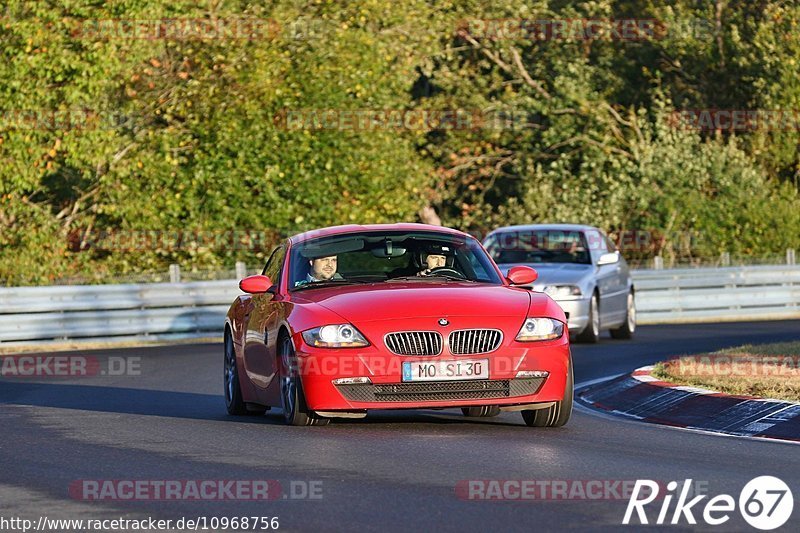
417 253 447 276
305 255 342 283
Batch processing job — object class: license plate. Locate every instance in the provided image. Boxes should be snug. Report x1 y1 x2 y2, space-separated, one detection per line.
402 359 489 382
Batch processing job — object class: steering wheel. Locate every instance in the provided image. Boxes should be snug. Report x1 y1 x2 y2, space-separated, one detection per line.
427 266 466 279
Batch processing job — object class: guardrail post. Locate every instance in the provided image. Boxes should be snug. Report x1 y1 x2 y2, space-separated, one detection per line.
235 261 247 279
169 264 181 283
653 256 663 270
720 252 730 267
788 249 796 265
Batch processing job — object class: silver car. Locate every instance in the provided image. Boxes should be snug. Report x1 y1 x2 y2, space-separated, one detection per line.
483 224 635 343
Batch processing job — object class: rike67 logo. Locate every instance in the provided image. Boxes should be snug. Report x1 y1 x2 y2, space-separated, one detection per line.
624 476 793 530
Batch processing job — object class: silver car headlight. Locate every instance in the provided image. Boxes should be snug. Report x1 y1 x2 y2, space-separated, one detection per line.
543 285 582 298
302 324 369 348
515 318 564 342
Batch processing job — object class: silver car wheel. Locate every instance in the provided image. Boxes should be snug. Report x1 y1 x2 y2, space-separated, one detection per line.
627 293 636 333
591 296 600 337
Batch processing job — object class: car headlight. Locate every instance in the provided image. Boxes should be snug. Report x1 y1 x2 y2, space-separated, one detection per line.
515 318 564 342
543 285 582 298
302 324 369 348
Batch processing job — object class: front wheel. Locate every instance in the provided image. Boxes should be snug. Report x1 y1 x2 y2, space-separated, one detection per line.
279 335 329 426
461 405 501 418
610 291 636 340
224 332 247 415
576 293 600 343
521 359 573 428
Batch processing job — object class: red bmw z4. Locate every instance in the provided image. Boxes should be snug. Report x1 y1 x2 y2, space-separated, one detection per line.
224 224 572 427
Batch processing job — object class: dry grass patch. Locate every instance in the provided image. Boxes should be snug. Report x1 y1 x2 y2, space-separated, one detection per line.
651 342 800 402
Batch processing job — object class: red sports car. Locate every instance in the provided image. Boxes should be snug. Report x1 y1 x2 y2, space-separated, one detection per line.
224 224 572 427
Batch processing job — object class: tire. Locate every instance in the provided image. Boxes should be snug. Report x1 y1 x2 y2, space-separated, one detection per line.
521 358 573 428
576 292 600 343
610 291 636 340
245 403 268 415
279 334 329 426
224 331 248 415
461 405 501 418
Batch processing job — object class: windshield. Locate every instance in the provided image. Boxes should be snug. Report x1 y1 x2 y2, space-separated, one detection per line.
484 229 592 265
288 231 503 289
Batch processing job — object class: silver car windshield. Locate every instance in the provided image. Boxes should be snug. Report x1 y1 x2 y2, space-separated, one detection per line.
485 230 592 265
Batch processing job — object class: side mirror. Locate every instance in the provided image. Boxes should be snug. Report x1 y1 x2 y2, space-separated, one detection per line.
239 275 273 294
507 266 538 285
597 251 620 266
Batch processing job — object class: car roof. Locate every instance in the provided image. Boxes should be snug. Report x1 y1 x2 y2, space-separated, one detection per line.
486 223 602 236
288 223 470 244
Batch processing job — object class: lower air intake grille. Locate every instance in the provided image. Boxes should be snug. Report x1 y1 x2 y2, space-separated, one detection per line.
336 377 545 403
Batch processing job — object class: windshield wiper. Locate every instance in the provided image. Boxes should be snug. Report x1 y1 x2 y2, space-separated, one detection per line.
291 279 369 291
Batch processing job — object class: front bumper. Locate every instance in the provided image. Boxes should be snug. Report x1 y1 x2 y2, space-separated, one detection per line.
334 377 546 403
552 298 591 334
292 329 570 412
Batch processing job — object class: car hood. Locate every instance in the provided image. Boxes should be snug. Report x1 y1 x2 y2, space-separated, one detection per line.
291 282 531 323
498 263 593 286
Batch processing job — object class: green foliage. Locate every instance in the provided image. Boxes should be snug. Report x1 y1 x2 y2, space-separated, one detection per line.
1 0 799 285
415 0 800 261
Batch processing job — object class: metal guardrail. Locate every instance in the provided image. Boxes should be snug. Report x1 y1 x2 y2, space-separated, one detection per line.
0 265 798 344
631 264 800 324
0 281 232 344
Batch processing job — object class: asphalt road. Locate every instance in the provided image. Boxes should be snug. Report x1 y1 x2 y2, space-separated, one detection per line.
2 321 799 532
